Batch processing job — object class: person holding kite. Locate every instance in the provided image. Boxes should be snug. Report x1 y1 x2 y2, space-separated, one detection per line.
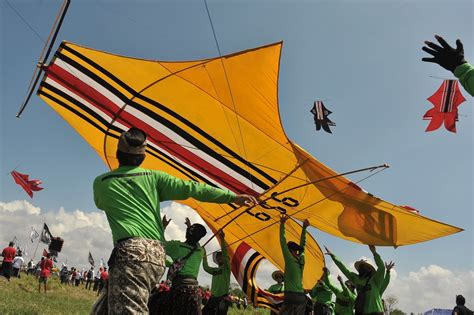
202 231 232 315
322 268 356 315
422 35 474 96
324 245 386 315
151 217 207 314
279 215 310 315
91 127 257 315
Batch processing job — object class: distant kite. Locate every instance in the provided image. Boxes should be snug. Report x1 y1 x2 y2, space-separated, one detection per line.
423 80 466 133
10 170 44 198
310 101 336 133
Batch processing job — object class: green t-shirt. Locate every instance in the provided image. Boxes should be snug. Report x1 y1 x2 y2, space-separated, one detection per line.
93 166 236 243
267 283 285 294
310 281 333 305
323 274 356 315
330 253 385 313
279 223 306 293
454 63 474 96
202 236 231 297
164 240 204 278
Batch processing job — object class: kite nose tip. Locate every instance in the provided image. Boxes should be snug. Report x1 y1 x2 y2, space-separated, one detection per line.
383 163 390 168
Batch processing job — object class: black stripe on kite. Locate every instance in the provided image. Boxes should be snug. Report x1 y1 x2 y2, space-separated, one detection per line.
242 251 261 301
59 44 277 187
442 80 454 113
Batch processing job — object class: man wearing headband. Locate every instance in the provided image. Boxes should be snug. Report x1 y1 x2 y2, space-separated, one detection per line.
202 231 231 315
324 245 386 315
92 127 257 315
279 215 310 315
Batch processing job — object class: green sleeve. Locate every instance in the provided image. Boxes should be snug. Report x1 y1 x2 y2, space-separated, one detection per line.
380 271 390 294
373 252 386 285
330 254 357 283
221 236 231 271
156 172 236 203
280 223 291 260
323 274 342 296
454 63 474 96
339 279 353 301
164 240 178 260
300 226 307 250
93 177 102 209
202 253 219 275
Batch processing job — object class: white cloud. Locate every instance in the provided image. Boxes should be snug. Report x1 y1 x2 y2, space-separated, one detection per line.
1 199 472 312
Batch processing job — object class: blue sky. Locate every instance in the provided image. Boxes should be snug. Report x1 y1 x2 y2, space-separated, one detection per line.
1 0 472 310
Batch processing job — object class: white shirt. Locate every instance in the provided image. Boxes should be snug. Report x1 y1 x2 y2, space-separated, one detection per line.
12 256 24 269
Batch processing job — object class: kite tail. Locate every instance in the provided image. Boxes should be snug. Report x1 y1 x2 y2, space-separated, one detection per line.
444 112 457 133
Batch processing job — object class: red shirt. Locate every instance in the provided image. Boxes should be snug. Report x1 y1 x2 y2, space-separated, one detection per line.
2 247 16 263
100 271 108 280
39 259 53 277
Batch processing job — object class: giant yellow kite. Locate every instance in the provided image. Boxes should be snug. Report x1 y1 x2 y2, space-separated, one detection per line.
37 42 461 301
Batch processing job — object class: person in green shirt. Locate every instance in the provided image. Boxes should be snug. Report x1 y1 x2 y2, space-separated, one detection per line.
422 35 474 96
311 274 334 315
380 261 394 312
324 245 386 315
91 127 257 315
202 231 232 315
279 215 310 315
153 217 208 314
268 270 285 294
321 268 356 315
267 270 285 315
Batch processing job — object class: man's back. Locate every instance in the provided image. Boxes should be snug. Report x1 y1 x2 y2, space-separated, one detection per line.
2 247 16 262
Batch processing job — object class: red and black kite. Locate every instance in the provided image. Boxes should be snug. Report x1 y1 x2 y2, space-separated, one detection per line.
423 80 466 133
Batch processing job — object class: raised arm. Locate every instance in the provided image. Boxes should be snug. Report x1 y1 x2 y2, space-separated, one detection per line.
380 261 394 294
322 268 342 296
455 63 474 96
324 246 357 282
369 245 386 285
300 219 309 250
280 216 291 260
220 232 231 270
202 248 219 275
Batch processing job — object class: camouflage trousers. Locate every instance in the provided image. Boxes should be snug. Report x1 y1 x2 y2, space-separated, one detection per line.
91 238 166 315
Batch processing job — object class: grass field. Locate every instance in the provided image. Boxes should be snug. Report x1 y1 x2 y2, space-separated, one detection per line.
0 273 269 315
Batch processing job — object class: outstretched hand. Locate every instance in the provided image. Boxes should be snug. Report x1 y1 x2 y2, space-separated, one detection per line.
385 261 395 272
368 245 376 255
162 215 171 230
280 214 289 224
422 35 466 72
185 217 192 228
234 194 258 207
303 219 310 228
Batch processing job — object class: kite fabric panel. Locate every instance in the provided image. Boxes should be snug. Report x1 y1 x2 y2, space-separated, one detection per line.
11 170 43 198
37 41 462 289
423 80 466 133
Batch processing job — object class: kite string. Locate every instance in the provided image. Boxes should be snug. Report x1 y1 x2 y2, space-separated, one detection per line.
204 165 389 256
203 0 257 192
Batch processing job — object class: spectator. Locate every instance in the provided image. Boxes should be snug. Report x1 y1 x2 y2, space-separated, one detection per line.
38 255 53 293
97 267 108 296
1 241 17 281
86 267 95 290
12 251 24 278
453 295 473 315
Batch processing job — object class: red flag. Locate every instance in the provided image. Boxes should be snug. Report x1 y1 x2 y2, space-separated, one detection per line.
10 170 44 198
423 80 466 133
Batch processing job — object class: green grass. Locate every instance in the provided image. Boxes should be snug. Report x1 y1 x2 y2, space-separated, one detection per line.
0 273 269 314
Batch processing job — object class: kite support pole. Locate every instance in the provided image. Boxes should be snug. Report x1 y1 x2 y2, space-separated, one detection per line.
16 0 70 118
203 163 389 248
